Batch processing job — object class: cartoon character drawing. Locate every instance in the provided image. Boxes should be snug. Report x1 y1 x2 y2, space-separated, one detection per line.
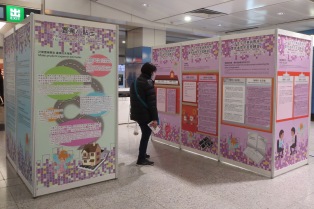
187 131 195 143
183 110 188 124
189 115 195 125
183 115 188 123
277 130 284 158
53 150 73 174
290 127 297 155
227 133 239 152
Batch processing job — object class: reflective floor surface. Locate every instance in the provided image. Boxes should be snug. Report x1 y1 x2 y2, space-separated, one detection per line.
1 123 314 209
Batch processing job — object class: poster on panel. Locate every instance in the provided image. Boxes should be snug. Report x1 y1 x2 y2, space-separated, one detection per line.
220 31 276 172
32 15 117 194
275 31 312 170
4 31 17 167
181 39 219 156
152 45 181 145
15 22 33 186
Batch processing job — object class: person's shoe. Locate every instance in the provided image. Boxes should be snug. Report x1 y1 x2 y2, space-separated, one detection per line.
145 154 150 159
137 159 154 166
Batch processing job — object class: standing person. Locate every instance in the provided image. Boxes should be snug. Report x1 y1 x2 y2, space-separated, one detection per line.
130 62 158 166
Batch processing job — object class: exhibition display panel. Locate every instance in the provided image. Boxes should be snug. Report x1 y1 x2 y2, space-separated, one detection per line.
219 30 277 177
180 38 220 159
152 44 181 147
4 14 118 196
152 29 312 178
274 30 312 176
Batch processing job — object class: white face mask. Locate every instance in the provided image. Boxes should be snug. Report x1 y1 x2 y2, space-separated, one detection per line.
151 72 156 81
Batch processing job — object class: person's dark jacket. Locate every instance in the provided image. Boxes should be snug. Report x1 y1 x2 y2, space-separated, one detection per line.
130 73 158 123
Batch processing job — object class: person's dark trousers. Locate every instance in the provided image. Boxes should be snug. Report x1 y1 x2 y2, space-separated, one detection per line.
138 122 152 161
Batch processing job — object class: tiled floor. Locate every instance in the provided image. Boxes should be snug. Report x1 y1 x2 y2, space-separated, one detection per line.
1 123 314 209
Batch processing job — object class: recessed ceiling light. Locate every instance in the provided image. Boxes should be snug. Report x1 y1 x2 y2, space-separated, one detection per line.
142 3 149 7
122 40 126 44
277 12 284 15
0 22 6 30
217 24 222 27
184 16 191 22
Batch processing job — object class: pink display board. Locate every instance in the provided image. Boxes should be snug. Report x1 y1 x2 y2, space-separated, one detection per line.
181 40 219 156
220 33 276 172
152 45 181 145
150 30 312 178
275 33 312 170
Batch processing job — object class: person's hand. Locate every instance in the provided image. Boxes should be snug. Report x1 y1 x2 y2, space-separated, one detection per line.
151 120 158 128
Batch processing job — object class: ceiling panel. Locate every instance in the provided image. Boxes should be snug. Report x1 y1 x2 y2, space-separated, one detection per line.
95 0 231 21
208 14 260 26
184 18 247 32
252 3 310 22
92 0 314 35
156 14 205 25
279 0 314 17
231 10 284 25
206 0 291 14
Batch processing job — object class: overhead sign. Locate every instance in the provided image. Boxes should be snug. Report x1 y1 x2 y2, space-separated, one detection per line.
6 5 24 23
1 5 40 23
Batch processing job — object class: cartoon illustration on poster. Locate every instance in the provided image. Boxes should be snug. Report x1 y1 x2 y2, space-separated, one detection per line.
181 40 219 155
275 118 308 169
152 46 181 144
33 19 117 189
220 34 275 170
220 125 272 170
275 34 311 170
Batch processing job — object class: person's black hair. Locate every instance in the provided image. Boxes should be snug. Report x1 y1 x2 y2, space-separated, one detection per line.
279 130 284 137
141 62 157 76
291 127 295 134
